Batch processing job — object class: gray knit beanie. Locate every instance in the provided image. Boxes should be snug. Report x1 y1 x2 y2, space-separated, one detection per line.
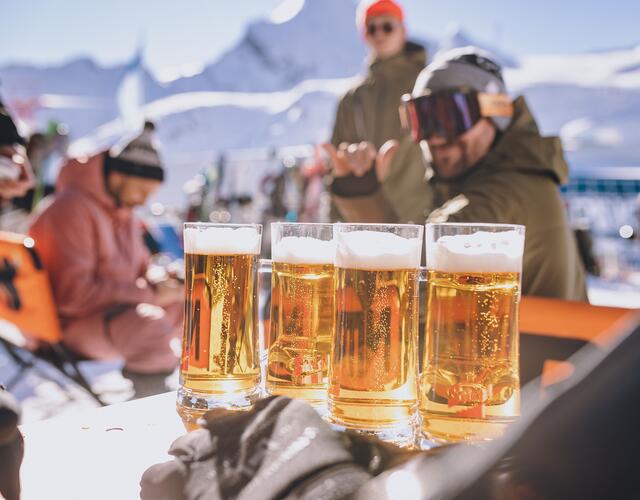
107 121 164 182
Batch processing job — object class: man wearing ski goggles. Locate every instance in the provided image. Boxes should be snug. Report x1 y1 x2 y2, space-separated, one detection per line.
399 54 514 180
329 47 587 302
410 48 586 300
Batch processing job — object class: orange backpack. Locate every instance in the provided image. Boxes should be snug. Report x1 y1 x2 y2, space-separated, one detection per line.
0 231 62 343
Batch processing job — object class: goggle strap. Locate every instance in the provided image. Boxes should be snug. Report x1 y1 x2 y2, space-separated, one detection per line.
477 93 513 118
398 103 409 130
399 100 420 141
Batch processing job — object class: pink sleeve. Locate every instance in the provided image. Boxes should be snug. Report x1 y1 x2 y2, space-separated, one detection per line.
29 198 155 317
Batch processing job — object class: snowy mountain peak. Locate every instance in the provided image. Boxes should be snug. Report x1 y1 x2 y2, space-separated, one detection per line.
269 0 306 24
436 24 519 68
165 0 365 94
439 24 473 50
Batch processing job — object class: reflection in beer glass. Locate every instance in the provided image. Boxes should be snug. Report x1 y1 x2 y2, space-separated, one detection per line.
329 224 423 445
177 223 262 429
420 223 525 445
267 223 335 406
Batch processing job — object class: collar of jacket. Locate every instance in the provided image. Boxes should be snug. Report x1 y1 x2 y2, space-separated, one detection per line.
367 41 427 79
429 96 569 186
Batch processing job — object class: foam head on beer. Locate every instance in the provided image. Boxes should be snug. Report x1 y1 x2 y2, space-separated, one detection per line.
336 230 422 269
184 226 261 255
272 236 336 264
427 230 524 273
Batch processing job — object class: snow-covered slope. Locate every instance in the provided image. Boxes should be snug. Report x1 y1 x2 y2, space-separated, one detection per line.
165 0 367 94
0 56 162 137
0 0 638 205
504 47 640 169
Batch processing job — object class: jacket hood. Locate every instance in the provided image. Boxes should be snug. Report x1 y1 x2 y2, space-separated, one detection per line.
56 152 129 216
481 96 569 185
368 41 427 78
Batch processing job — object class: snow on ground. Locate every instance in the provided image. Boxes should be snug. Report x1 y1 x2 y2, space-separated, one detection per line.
505 46 640 91
588 281 640 309
0 347 179 423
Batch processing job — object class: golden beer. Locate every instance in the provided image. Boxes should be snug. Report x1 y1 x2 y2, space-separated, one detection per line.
330 267 419 427
328 226 423 441
177 224 261 429
420 224 524 444
267 261 335 404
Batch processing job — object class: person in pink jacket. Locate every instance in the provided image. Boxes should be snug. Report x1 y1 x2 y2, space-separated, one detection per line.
29 123 183 398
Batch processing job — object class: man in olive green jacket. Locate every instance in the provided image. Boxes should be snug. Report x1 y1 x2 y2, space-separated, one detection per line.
323 0 431 224
329 47 588 302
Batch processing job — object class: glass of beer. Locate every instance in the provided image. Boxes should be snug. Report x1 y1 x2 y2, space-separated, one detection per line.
420 223 525 445
329 223 423 445
267 223 335 406
177 223 262 429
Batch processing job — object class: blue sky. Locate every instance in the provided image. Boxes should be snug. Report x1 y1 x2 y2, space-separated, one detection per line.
2 0 638 78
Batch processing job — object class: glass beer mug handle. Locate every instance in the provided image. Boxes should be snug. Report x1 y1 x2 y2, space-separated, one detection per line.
419 266 428 283
259 259 273 274
258 260 273 299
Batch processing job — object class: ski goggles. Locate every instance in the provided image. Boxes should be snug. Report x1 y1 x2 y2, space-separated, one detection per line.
400 88 513 142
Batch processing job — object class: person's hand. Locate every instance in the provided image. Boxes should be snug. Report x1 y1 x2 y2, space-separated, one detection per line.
154 278 183 307
0 145 35 199
321 140 399 182
323 141 376 177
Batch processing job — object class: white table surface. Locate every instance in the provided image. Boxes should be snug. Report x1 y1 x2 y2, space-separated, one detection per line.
19 392 186 500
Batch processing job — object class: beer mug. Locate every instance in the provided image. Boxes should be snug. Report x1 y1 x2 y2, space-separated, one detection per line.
329 223 423 445
420 223 525 445
266 222 335 406
177 223 262 429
